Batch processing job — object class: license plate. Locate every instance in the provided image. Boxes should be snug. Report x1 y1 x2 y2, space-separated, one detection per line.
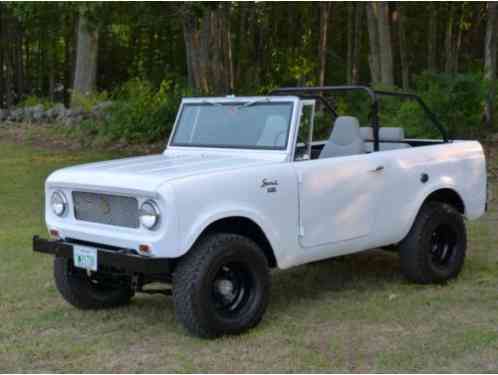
73 245 98 271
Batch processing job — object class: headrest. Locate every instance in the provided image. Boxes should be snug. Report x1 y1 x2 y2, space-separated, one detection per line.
258 115 287 147
331 116 361 146
360 127 373 140
265 115 287 130
379 127 405 141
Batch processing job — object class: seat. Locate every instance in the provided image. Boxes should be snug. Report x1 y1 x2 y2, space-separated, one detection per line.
360 126 373 141
320 116 364 158
257 115 287 147
378 127 411 151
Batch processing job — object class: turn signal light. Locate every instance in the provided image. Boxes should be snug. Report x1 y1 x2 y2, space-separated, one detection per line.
139 244 151 254
49 229 60 238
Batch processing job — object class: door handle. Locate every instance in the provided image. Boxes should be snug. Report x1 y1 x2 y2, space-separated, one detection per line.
370 165 384 173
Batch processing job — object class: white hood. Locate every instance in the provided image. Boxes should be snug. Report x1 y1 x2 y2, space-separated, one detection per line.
46 152 275 194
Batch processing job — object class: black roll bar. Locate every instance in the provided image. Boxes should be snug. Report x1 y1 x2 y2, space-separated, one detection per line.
269 85 448 152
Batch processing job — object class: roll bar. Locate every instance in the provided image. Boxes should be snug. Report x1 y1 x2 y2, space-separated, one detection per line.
269 85 448 152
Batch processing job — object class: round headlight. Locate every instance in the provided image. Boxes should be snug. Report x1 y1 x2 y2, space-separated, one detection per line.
139 200 160 229
51 191 67 216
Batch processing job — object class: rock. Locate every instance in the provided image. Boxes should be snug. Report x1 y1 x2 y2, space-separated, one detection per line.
32 105 46 122
63 115 84 126
0 108 9 122
24 105 45 122
46 103 66 121
92 101 113 113
68 107 85 117
8 108 24 122
90 101 113 121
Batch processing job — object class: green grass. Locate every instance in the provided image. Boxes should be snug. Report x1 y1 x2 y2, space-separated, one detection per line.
1 141 498 372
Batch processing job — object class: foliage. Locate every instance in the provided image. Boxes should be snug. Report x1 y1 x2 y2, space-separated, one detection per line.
70 78 190 145
17 95 56 110
71 91 109 112
384 72 488 138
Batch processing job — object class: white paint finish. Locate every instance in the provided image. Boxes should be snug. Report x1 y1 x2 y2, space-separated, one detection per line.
294 152 387 247
43 96 487 271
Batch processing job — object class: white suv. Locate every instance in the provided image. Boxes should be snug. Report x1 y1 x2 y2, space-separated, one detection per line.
34 86 487 338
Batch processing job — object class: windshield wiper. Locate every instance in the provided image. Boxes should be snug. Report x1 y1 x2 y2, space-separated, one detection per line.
201 100 224 108
201 98 271 109
240 98 271 108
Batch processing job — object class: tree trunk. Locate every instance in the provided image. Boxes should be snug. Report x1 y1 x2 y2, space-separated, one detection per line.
453 4 465 73
72 14 99 106
63 13 74 107
346 3 353 84
428 4 438 72
398 4 409 90
484 2 497 128
376 2 394 86
182 4 231 95
366 3 381 85
445 5 456 73
351 4 363 84
318 2 331 86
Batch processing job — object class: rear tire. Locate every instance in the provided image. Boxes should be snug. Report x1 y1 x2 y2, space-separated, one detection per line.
173 233 270 338
399 202 466 284
54 257 134 309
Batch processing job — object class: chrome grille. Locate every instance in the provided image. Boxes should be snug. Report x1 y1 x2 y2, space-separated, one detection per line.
72 192 139 228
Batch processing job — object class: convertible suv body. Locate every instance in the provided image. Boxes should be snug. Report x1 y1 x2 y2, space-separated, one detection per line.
34 86 487 338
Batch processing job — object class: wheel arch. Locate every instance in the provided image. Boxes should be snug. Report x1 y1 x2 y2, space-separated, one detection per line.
398 186 466 244
423 188 465 214
186 216 278 268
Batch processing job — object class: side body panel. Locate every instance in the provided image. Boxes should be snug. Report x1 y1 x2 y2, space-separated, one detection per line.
282 140 486 268
168 163 300 267
293 152 388 247
167 141 485 270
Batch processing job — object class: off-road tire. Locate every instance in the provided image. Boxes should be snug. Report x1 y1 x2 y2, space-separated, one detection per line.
399 202 466 284
173 233 270 338
54 257 134 309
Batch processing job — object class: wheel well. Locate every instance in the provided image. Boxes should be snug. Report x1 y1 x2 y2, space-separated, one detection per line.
200 217 278 268
424 188 465 214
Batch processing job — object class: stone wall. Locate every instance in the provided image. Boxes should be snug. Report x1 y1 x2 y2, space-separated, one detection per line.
0 101 112 126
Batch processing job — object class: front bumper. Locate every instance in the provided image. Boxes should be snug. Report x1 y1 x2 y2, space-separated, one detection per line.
33 236 172 275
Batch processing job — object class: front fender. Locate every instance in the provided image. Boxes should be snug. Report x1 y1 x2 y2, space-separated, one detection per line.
181 206 282 258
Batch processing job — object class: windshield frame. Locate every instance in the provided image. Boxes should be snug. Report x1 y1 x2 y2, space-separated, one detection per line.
167 96 299 152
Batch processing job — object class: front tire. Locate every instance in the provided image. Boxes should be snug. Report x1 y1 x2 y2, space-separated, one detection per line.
54 257 134 309
399 202 466 284
173 233 270 338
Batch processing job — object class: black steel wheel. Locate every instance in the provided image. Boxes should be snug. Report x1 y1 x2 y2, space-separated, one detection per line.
211 262 254 318
429 224 458 269
399 202 466 284
173 233 270 338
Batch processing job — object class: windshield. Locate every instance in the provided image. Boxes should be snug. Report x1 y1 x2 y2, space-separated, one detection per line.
171 101 294 150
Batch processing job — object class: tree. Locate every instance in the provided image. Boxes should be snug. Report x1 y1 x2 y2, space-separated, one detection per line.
428 4 438 72
484 2 497 128
72 11 99 105
347 3 362 84
366 3 381 84
397 4 409 90
182 3 233 95
377 2 394 86
366 2 393 86
351 4 363 84
318 2 331 86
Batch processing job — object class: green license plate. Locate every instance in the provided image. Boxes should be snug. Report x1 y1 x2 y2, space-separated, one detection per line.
73 245 98 271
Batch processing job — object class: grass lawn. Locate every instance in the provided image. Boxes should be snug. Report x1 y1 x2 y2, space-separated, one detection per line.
1 140 497 372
